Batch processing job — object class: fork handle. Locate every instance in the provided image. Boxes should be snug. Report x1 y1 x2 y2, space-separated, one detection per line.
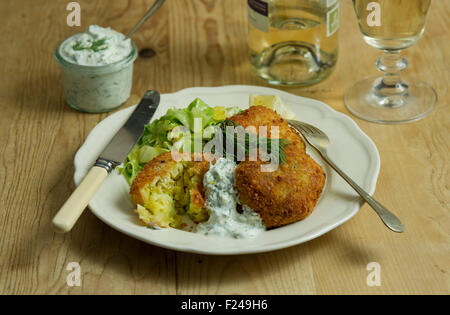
320 153 404 233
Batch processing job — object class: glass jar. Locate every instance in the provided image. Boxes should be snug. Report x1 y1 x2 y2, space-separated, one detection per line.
54 42 137 113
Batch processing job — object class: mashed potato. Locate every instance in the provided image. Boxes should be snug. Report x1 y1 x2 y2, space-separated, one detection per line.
130 152 212 228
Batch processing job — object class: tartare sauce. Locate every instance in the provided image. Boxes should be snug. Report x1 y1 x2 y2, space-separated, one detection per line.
59 25 132 66
196 158 266 239
55 25 137 113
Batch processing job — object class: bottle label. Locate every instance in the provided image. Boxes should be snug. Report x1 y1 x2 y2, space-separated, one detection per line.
327 2 339 37
248 0 269 33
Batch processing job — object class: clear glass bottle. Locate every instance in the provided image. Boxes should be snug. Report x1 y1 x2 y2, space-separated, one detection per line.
248 0 339 86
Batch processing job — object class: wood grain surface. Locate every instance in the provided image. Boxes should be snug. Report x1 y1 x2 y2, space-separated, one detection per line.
0 0 448 295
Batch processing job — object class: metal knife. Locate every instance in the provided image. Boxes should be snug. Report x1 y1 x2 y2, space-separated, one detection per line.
52 90 160 233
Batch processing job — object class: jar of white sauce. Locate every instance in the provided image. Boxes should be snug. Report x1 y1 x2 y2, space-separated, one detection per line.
55 25 138 113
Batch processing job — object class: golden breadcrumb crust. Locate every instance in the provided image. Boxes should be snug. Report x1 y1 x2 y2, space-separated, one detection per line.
230 106 326 228
230 105 306 153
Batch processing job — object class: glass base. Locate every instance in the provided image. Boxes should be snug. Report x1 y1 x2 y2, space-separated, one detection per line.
67 101 126 114
249 41 337 87
345 76 437 124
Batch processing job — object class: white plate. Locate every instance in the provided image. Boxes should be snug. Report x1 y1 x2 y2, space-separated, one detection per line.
74 85 380 255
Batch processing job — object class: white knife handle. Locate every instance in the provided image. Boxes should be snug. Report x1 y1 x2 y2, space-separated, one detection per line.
52 166 108 233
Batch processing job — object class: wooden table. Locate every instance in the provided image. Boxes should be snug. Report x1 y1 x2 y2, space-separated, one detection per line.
0 0 448 295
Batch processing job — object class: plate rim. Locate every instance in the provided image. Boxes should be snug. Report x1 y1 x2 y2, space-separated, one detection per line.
74 85 380 255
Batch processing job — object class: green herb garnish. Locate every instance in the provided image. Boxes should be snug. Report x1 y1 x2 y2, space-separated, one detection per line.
72 38 108 52
219 120 289 164
72 41 88 51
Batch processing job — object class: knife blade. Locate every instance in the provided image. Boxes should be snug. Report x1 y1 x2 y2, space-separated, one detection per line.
52 90 161 233
95 90 160 170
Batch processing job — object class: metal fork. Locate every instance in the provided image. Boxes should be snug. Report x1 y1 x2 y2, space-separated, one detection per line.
288 120 404 233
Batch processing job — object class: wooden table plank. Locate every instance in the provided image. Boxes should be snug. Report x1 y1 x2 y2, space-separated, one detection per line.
0 0 448 294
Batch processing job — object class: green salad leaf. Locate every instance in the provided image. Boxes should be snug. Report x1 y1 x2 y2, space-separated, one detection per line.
188 98 215 129
164 108 191 129
140 119 178 149
118 98 241 184
119 148 142 186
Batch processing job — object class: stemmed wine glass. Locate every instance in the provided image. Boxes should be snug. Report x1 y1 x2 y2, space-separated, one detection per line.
345 0 436 124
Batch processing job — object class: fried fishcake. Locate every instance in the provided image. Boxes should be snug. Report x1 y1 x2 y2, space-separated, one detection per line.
130 152 212 228
230 106 326 228
230 105 306 153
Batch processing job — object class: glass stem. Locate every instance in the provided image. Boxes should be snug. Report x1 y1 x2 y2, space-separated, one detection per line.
373 50 409 108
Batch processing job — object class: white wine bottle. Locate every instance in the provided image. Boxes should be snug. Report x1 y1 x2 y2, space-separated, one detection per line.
248 0 339 86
